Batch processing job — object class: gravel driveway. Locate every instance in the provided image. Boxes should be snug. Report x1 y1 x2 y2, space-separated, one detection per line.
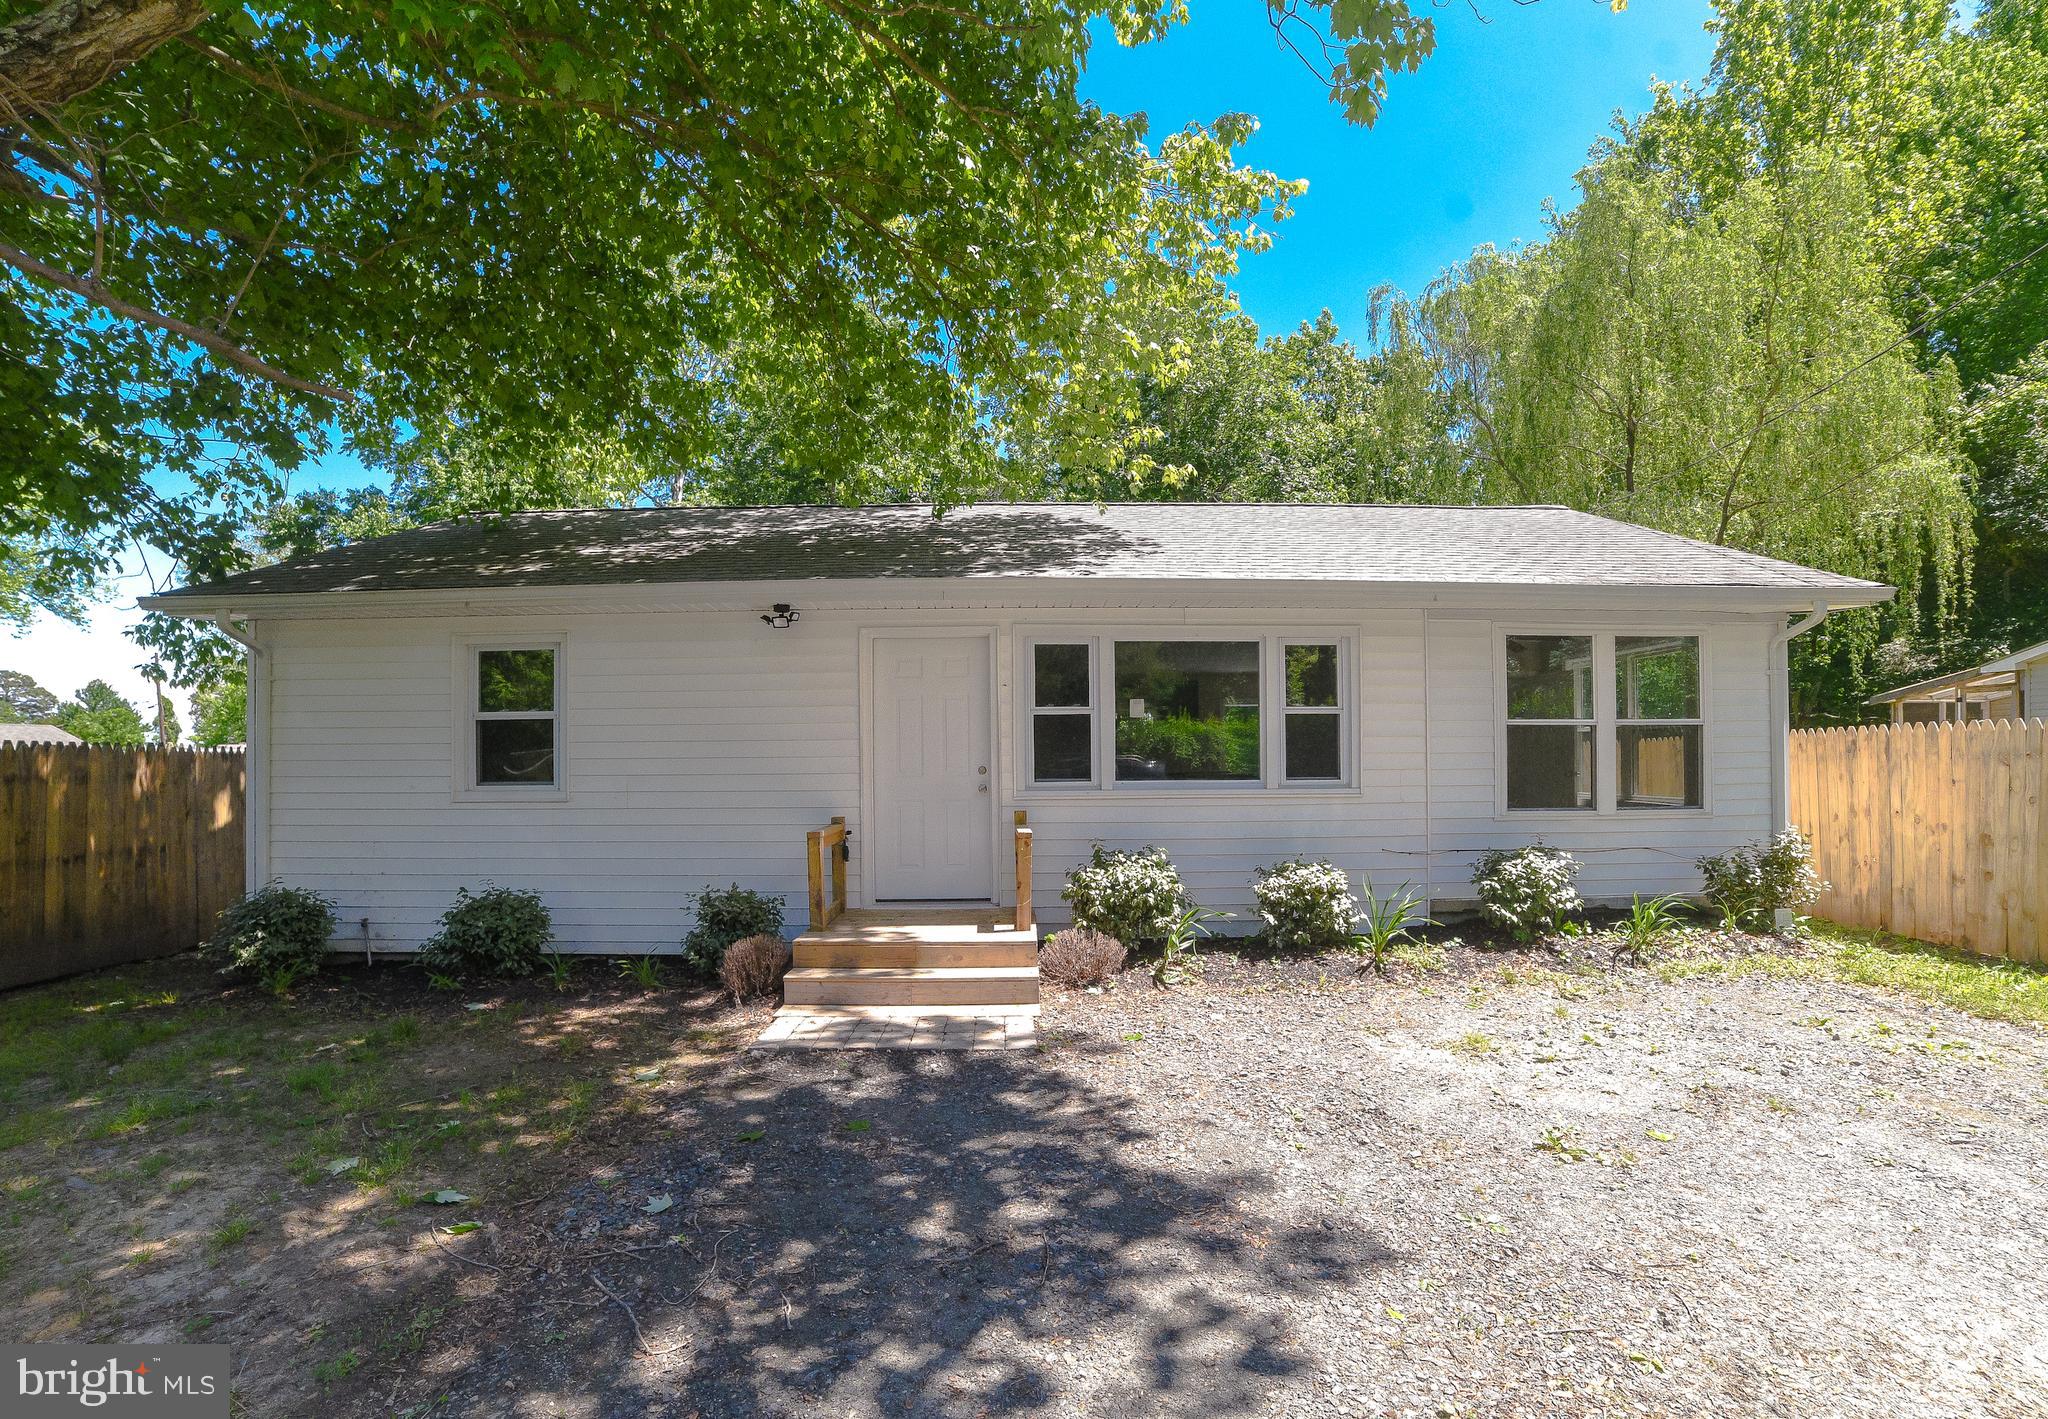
402 946 2048 1419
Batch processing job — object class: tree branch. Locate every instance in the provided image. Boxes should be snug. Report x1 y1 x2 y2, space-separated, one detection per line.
0 0 207 118
177 36 421 134
0 238 355 401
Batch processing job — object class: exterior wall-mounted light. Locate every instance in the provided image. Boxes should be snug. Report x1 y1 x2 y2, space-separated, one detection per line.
760 603 800 629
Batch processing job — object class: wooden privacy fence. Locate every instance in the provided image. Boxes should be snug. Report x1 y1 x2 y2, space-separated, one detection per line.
0 743 245 990
1789 721 2045 962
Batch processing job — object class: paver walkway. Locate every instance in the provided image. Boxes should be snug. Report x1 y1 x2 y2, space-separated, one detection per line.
752 1007 1037 1050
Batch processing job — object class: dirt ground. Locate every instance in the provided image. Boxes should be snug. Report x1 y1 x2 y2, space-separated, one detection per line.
5 935 2048 1418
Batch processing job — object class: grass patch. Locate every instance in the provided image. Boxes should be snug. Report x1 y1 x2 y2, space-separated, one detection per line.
1388 941 1448 974
1657 923 2048 1028
209 1216 258 1254
1444 1030 1497 1058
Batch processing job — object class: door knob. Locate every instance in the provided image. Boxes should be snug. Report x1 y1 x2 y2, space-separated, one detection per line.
977 784 989 793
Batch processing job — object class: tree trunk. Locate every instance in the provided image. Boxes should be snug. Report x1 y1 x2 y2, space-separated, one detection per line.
0 0 208 116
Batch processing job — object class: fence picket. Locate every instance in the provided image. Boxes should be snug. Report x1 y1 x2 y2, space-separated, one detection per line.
1790 720 2046 960
1 745 246 989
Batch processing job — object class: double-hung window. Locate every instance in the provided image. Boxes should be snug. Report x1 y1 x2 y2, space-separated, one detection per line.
1615 636 1702 808
1030 642 1095 783
463 642 563 793
1502 632 1702 812
1021 633 1351 789
1281 642 1344 782
1504 635 1596 810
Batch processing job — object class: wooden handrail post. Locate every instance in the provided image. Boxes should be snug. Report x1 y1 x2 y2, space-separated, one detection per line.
807 826 826 930
807 816 849 931
1013 809 1034 933
829 815 847 925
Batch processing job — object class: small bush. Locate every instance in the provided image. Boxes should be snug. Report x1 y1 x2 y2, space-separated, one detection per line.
1349 879 1435 975
1038 928 1127 988
1253 860 1361 951
720 933 791 1002
1612 893 1687 964
1472 843 1583 941
681 885 785 978
1061 845 1188 947
417 885 552 978
1697 829 1825 932
204 881 336 989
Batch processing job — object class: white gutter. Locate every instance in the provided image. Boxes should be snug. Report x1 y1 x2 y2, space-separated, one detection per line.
211 612 266 657
1766 602 1830 926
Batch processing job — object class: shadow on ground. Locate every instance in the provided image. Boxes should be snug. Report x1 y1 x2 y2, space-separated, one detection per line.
412 1048 1394 1419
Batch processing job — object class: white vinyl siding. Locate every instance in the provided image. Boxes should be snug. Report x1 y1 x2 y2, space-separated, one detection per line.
258 601 1783 949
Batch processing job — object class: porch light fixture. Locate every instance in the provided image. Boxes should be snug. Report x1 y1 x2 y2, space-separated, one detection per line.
760 603 800 629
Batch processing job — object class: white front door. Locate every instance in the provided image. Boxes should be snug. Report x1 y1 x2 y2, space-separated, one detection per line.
871 635 995 901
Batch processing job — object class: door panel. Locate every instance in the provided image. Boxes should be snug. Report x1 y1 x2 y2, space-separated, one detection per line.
872 637 994 900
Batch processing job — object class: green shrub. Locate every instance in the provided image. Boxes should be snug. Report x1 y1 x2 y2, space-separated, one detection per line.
1472 843 1583 942
203 881 336 990
417 885 552 978
682 884 785 978
1697 830 1825 932
1060 845 1188 948
1252 860 1360 951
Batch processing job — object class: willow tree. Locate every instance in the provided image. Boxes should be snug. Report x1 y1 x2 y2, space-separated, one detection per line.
1380 149 1974 718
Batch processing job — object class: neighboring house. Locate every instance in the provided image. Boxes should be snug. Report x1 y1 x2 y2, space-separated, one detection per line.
1867 637 2048 724
143 503 1891 953
0 723 83 745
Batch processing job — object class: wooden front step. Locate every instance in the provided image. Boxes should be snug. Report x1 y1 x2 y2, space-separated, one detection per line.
784 965 1040 1008
788 908 1039 1011
794 939 1037 969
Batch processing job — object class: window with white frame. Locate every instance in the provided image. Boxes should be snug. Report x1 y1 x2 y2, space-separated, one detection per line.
1114 640 1261 782
469 644 561 789
1030 642 1094 783
1615 635 1702 809
1503 632 1703 812
1504 634 1596 810
1021 633 1351 789
1282 642 1344 781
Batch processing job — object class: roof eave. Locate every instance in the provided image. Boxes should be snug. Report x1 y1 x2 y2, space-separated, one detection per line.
1979 638 2048 673
141 575 1896 619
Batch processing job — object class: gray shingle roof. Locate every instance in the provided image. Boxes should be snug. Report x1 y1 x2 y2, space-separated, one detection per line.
0 722 83 745
150 503 1888 602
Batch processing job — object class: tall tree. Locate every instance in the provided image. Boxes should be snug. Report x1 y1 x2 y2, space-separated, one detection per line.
0 666 58 721
1622 0 2048 683
190 675 245 746
50 677 146 742
1377 149 1973 720
1 0 1454 623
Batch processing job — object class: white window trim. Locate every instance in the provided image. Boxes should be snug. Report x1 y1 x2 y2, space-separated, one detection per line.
1024 637 1099 789
1494 627 1711 818
452 635 568 802
1615 633 1706 811
1016 628 1357 795
1278 637 1351 786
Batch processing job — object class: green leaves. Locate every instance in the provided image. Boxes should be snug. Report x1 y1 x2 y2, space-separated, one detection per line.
4 0 1306 630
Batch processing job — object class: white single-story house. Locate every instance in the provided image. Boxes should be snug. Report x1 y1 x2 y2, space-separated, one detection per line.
1867 636 2048 724
144 503 1891 958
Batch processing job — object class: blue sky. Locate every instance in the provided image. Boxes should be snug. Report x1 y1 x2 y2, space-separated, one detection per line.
1081 0 1717 336
9 0 1719 716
